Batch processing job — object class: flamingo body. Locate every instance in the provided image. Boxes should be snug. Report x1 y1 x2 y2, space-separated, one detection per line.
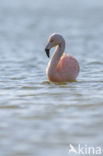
56 54 79 81
45 33 80 83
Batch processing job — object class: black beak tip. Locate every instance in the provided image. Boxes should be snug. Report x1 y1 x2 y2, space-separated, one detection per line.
45 48 50 58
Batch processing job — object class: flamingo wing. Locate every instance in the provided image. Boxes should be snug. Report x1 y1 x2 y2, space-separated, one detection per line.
56 54 80 81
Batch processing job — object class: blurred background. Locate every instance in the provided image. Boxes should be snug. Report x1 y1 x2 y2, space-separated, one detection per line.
0 0 103 155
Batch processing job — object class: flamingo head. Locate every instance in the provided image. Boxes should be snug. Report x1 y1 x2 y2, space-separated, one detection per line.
45 33 65 57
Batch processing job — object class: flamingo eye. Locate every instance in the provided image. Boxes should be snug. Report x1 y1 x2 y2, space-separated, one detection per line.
50 40 53 43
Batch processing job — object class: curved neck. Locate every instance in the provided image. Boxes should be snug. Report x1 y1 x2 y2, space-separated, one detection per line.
48 41 65 75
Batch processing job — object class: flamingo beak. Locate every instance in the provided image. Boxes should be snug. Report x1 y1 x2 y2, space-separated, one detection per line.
45 42 52 58
45 48 50 58
45 42 53 57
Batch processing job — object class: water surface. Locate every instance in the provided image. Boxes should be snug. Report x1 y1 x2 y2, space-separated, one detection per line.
0 0 103 156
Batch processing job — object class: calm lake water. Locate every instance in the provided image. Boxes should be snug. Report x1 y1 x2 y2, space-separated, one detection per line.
0 0 103 156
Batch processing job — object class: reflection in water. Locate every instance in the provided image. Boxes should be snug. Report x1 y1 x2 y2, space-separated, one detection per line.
0 0 103 156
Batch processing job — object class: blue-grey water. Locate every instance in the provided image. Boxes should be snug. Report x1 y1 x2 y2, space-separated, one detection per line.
0 0 103 156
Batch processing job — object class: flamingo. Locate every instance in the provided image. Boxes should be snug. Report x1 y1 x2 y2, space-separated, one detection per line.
45 33 80 83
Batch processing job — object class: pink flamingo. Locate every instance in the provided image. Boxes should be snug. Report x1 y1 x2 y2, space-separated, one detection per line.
45 33 80 83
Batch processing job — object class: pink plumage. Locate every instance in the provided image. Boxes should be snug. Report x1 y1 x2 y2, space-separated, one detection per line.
45 33 80 83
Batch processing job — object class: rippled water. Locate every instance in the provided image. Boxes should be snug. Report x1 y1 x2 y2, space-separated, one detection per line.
0 0 103 156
